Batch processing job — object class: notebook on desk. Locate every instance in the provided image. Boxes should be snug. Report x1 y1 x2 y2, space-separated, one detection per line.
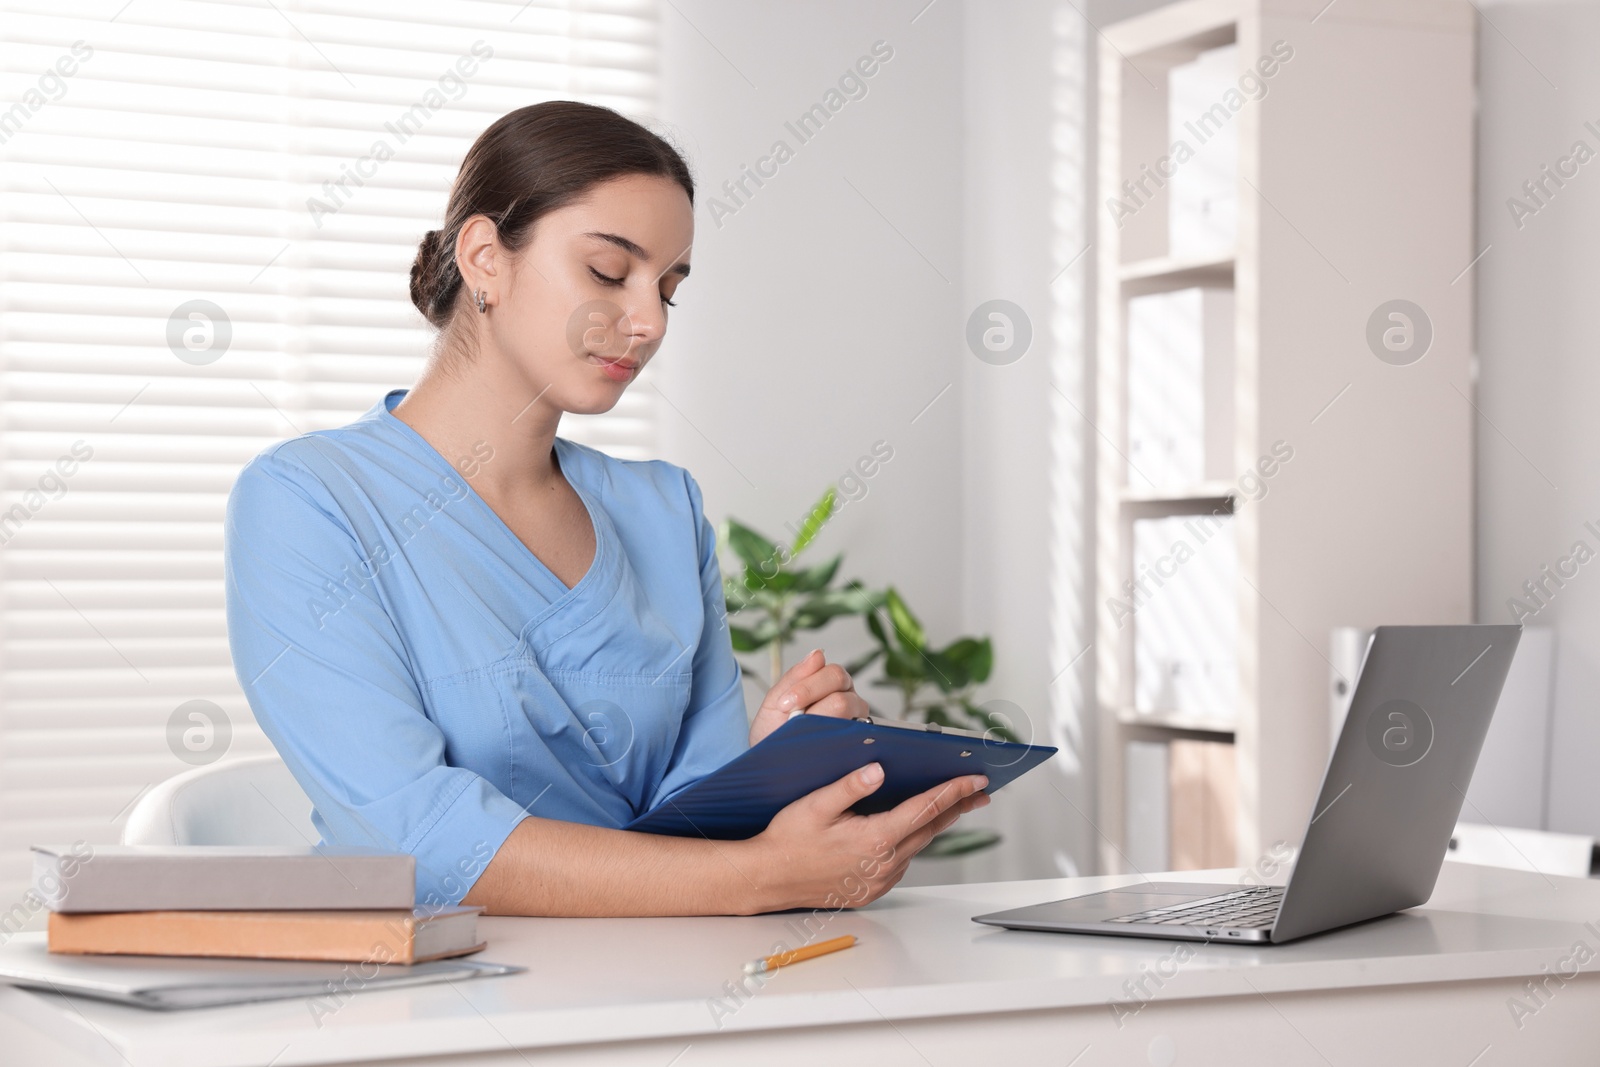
0 931 522 1010
625 712 1057 839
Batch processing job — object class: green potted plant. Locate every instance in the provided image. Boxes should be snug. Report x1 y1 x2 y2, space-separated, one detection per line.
719 486 882 689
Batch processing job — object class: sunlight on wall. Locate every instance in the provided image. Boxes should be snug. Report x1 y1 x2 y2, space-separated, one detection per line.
1047 3 1092 876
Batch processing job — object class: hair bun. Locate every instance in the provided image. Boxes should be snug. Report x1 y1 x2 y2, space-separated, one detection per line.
409 228 445 321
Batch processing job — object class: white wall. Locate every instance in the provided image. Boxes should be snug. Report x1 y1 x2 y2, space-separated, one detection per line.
1476 0 1600 838
956 0 1096 880
656 0 1098 881
654 1 965 693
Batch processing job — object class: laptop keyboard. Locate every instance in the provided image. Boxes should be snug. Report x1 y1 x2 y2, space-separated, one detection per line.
1106 885 1283 929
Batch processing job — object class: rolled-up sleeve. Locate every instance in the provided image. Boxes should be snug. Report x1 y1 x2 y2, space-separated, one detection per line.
646 468 750 806
223 447 531 909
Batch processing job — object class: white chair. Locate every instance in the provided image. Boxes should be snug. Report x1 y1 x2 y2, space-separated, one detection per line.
122 754 319 847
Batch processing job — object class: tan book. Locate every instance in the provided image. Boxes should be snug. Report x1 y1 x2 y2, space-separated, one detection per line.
47 906 484 965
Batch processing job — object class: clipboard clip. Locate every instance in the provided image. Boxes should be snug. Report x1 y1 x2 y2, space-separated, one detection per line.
850 714 991 742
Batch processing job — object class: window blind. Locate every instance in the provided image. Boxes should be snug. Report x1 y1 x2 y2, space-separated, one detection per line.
0 0 663 915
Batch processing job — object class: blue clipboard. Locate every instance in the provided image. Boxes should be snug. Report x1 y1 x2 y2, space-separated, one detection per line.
624 713 1058 839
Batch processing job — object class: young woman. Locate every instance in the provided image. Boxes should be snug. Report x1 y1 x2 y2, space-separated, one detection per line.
223 101 988 918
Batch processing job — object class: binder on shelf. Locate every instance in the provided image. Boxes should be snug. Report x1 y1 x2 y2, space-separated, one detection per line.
1131 514 1238 725
1126 286 1234 492
1167 43 1239 261
1124 740 1171 873
1169 738 1237 870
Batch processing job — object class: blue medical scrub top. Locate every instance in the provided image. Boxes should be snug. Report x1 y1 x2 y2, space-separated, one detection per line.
223 388 749 909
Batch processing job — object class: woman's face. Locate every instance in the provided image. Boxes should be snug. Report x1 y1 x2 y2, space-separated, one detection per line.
469 172 694 416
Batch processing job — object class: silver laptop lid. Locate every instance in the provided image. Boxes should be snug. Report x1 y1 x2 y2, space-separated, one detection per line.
1272 624 1522 943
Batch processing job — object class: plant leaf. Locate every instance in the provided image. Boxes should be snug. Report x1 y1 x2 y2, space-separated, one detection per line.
842 578 887 608
937 637 992 684
791 554 842 594
865 607 890 648
724 518 780 576
756 568 799 594
726 614 780 655
919 828 1002 857
791 589 870 627
941 637 981 665
884 587 926 652
922 649 969 693
722 579 755 613
883 645 925 683
967 637 994 683
747 588 784 612
789 487 837 557
728 624 764 652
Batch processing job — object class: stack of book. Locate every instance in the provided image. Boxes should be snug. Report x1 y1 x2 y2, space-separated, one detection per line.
31 844 484 965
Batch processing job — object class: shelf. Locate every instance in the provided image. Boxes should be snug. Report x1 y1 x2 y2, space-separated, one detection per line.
1104 1 1238 55
1118 481 1237 506
1093 0 1475 876
1118 253 1234 294
1116 707 1236 737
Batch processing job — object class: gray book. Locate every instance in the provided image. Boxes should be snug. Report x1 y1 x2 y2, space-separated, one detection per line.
33 845 415 912
0 932 521 1010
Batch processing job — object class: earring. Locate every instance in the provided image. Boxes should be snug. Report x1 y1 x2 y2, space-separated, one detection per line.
473 288 487 314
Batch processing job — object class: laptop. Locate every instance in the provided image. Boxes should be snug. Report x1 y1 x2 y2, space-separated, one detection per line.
973 624 1522 944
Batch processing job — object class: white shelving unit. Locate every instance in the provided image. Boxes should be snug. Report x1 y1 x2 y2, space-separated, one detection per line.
1094 0 1477 870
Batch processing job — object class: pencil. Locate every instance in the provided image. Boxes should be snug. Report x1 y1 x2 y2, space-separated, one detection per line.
744 934 857 974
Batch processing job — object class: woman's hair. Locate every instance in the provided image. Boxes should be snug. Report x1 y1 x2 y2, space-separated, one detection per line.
408 100 695 331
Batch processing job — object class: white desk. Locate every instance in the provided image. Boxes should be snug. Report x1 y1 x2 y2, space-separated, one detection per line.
3 862 1597 1066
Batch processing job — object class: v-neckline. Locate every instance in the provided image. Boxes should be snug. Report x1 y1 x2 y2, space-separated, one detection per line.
378 389 607 600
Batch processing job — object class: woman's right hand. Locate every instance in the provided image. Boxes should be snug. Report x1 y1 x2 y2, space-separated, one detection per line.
737 761 990 913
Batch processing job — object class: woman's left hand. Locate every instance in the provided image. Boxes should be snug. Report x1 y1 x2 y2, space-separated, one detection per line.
748 648 869 747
